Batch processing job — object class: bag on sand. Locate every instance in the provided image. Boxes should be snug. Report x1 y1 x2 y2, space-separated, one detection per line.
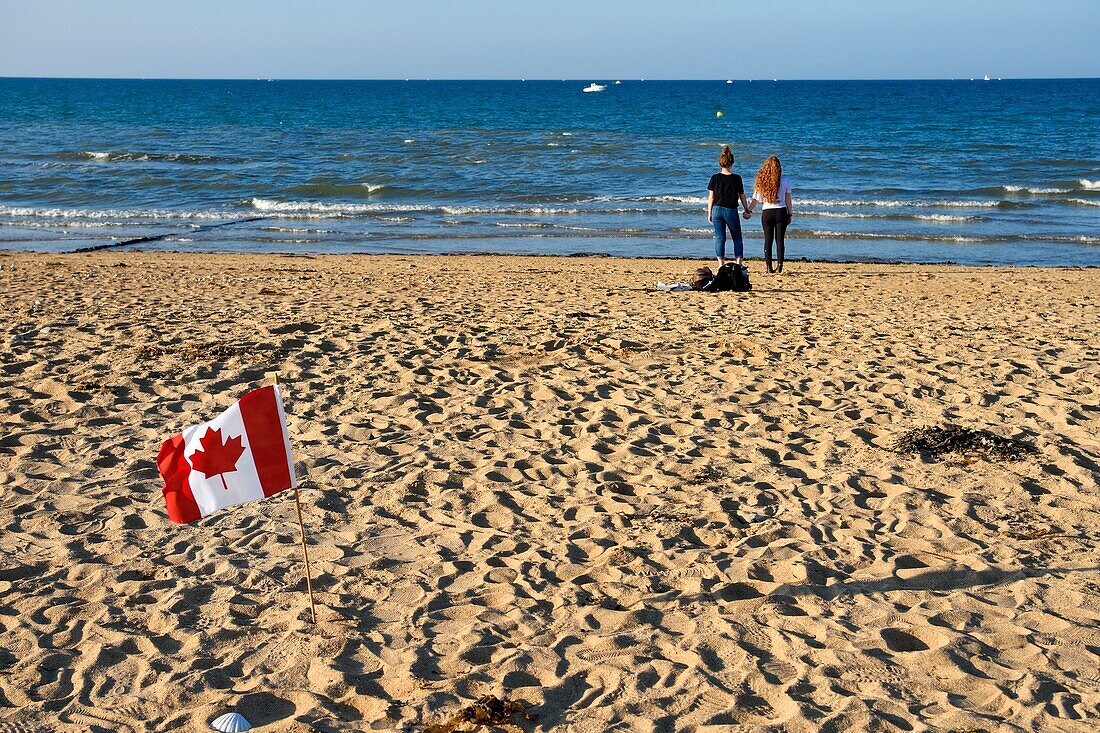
702 263 752 292
690 267 713 291
732 263 752 292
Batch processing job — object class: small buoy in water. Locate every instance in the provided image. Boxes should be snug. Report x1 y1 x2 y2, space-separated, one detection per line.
211 712 251 732
716 111 724 118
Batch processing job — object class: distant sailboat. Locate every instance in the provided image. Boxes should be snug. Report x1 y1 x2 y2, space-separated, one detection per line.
984 74 991 81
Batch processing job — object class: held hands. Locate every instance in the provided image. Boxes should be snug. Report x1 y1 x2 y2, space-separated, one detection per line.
742 209 752 220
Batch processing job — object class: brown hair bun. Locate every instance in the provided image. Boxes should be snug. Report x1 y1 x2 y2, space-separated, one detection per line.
718 146 734 169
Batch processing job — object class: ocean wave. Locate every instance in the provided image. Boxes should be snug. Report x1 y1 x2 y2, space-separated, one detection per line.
66 150 237 165
1001 185 1070 194
1079 179 1100 190
800 211 877 219
0 218 135 229
803 230 987 243
799 211 982 222
799 197 1008 209
249 198 433 215
249 197 590 218
801 230 1100 245
259 226 344 234
443 205 583 216
912 213 985 222
1067 198 1100 207
0 204 232 220
495 222 605 232
638 195 708 204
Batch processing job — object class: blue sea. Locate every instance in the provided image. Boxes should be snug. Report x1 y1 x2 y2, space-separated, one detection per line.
1 78 1097 265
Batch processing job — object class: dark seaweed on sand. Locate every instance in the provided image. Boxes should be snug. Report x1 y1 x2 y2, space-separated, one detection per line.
893 424 1038 462
424 695 536 733
135 341 278 362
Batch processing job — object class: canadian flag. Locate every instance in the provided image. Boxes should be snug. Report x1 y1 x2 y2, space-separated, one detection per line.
158 385 296 523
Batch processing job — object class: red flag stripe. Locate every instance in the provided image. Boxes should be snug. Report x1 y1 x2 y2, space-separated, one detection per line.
240 385 294 497
157 433 200 524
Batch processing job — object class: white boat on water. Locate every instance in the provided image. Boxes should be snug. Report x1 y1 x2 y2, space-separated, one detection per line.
726 79 733 84
583 83 606 93
614 80 621 85
984 75 991 81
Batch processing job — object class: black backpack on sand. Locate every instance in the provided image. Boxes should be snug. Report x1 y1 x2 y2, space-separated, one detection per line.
703 263 752 292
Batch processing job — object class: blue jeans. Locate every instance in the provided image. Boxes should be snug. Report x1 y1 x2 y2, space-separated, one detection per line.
711 205 743 260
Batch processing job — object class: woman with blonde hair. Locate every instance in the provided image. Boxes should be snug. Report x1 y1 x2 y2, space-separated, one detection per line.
744 156 793 273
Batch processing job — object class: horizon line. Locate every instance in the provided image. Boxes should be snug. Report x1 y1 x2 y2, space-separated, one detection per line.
2 75 1098 83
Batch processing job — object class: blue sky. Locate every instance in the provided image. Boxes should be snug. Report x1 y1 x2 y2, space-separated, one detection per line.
1 0 1097 79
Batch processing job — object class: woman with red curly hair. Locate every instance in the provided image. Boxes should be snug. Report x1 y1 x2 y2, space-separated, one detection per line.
744 156 793 273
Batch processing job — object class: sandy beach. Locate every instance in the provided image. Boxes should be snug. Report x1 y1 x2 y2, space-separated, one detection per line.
1 251 1098 732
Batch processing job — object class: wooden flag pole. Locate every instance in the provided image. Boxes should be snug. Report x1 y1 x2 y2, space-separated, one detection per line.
294 483 318 625
271 371 318 625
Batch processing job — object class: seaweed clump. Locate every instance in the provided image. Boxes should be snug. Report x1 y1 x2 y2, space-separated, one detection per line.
425 695 536 733
135 341 275 362
893 424 1037 462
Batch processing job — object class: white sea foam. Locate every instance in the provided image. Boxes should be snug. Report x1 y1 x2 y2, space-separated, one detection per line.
802 211 877 219
639 195 708 204
1067 198 1100 207
804 230 986 243
0 205 229 220
360 183 387 193
249 198 587 218
249 198 432 215
800 198 1001 209
1002 185 1068 194
913 213 983 222
84 151 111 161
441 205 583 216
1079 179 1100 190
495 222 603 231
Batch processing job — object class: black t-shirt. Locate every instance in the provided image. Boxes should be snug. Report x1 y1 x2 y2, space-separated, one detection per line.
708 172 744 209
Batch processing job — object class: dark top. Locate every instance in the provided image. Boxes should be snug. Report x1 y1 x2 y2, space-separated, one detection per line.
708 172 744 209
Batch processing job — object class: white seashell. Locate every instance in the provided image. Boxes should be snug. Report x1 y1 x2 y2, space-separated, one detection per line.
211 712 251 732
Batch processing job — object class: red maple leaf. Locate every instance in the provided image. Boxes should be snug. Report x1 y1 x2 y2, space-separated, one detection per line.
189 427 246 491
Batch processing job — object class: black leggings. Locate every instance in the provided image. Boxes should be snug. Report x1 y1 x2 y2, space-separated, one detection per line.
761 207 788 272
